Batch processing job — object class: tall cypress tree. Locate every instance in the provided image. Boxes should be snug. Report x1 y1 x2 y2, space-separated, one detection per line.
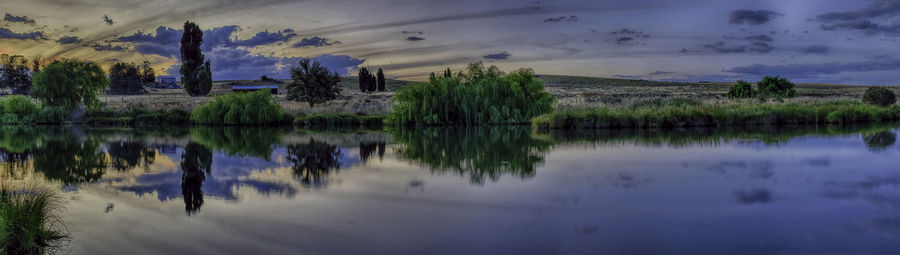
376 68 385 91
180 21 207 96
444 68 452 78
359 67 375 92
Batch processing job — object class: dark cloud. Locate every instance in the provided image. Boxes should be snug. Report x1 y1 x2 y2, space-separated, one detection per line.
167 48 364 80
401 31 424 35
733 189 773 204
728 57 900 76
406 36 426 41
744 34 773 42
612 29 649 45
748 42 773 53
815 0 900 35
4 13 35 24
648 71 675 75
231 29 297 47
102 15 115 25
615 37 634 44
0 28 44 40
482 52 511 60
544 15 578 22
115 25 295 57
799 45 830 54
729 9 780 25
703 41 772 54
57 36 82 45
86 43 128 52
292 36 339 48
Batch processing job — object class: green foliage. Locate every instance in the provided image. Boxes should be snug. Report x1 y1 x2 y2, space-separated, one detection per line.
862 87 896 107
0 184 67 254
83 107 190 126
181 21 210 97
376 68 386 91
0 113 18 125
30 106 69 124
756 76 797 98
32 137 108 185
533 100 900 129
108 62 147 95
388 62 555 125
0 54 33 94
726 80 755 99
286 58 342 107
191 89 285 125
358 67 376 92
0 95 39 117
629 97 701 110
190 126 285 160
390 127 553 184
294 113 385 127
32 59 109 109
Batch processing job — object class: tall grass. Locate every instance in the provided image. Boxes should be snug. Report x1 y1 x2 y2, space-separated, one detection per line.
533 100 900 129
387 63 555 125
190 89 287 125
0 183 68 254
294 113 386 127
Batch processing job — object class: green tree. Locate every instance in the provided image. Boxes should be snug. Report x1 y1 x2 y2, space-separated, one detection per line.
376 68 385 91
109 62 146 94
287 58 342 107
756 76 797 98
862 87 896 107
726 80 754 99
140 61 156 84
198 60 212 95
0 54 32 94
32 60 108 110
180 21 209 96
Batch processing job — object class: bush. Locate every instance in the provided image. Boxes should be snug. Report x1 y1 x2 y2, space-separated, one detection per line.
0 113 19 125
726 80 755 99
0 95 39 117
388 62 555 125
31 106 69 124
862 87 896 107
32 60 108 109
190 89 285 125
757 76 797 98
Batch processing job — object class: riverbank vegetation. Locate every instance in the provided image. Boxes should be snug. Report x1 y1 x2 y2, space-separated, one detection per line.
533 99 900 129
294 113 386 127
0 183 68 254
190 89 288 125
388 62 555 125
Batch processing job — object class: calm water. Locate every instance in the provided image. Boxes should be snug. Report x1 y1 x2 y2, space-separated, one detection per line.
2 125 900 254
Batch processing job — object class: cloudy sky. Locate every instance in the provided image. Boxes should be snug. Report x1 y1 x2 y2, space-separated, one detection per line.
1 0 899 84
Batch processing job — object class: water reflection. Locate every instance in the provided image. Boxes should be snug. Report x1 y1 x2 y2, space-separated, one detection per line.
391 127 553 184
191 126 287 160
108 141 157 172
359 141 386 163
33 137 108 185
181 142 212 215
287 139 342 187
863 131 896 152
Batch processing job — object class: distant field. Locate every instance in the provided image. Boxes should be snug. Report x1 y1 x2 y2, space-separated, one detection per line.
89 75 900 115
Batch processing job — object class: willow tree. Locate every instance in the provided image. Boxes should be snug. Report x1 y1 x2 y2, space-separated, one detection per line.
180 21 210 96
32 60 108 109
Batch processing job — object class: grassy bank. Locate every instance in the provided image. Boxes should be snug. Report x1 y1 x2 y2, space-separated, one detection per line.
0 184 68 254
533 100 900 129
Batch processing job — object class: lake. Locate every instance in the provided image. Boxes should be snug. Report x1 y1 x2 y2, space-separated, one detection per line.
1 125 899 254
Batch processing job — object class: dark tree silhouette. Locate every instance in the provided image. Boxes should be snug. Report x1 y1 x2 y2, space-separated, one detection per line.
358 67 376 92
864 131 897 152
109 62 146 94
140 61 156 84
376 68 385 91
181 142 212 215
444 68 452 78
287 139 342 187
108 141 156 171
0 54 32 94
32 138 108 185
287 58 342 107
180 21 210 96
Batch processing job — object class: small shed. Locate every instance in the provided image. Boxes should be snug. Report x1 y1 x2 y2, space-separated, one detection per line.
155 76 179 89
232 85 278 94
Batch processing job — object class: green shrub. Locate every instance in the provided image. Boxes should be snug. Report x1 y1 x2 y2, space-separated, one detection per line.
1 184 68 254
0 113 19 125
862 87 896 107
388 62 554 125
190 89 285 125
757 76 797 98
31 106 69 124
0 96 39 117
726 80 755 99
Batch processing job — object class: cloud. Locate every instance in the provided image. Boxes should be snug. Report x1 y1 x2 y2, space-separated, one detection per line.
799 45 830 54
57 36 82 45
166 48 364 80
728 57 900 76
615 37 634 44
482 52 511 60
4 13 35 24
743 34 773 42
114 25 295 57
703 41 772 54
86 43 128 52
102 15 115 25
733 189 773 204
231 29 297 47
729 10 780 25
0 28 44 40
544 15 578 22
815 0 900 35
611 29 649 45
292 36 339 48
406 36 426 41
401 31 424 35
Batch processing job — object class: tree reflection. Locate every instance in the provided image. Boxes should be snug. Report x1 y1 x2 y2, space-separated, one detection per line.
863 131 896 152
181 142 212 215
359 141 387 162
391 127 553 184
108 141 157 171
32 137 108 185
287 139 341 187
190 126 285 160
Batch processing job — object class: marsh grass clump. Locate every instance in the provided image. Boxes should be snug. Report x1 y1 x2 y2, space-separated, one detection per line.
533 100 900 129
629 98 701 110
0 183 68 254
190 89 285 125
862 87 896 107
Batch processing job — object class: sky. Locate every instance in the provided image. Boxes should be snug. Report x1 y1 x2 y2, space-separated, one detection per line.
1 0 899 84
